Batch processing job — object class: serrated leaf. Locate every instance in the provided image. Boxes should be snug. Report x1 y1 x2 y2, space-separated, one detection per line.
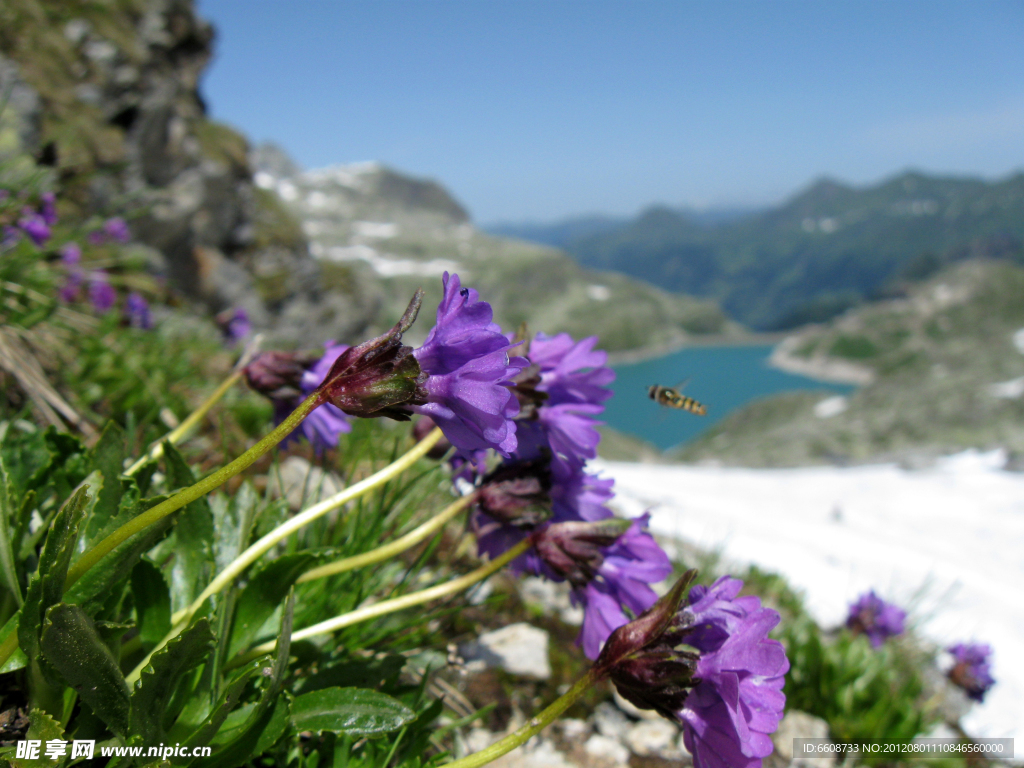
163 442 215 613
79 422 127 549
40 603 130 735
130 618 215 742
290 687 416 736
131 559 172 647
228 553 319 658
18 485 89 669
8 709 64 768
64 498 173 611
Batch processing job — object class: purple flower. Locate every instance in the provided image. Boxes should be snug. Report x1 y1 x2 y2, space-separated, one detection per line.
18 210 50 246
103 216 131 243
40 192 57 226
88 271 116 313
846 590 906 647
124 292 152 329
59 269 83 303
947 643 995 702
60 242 82 265
574 515 672 659
216 307 251 345
408 273 525 455
597 573 789 768
279 343 352 453
528 332 616 408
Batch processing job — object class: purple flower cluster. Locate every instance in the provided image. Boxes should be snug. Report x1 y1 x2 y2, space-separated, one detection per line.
3 191 57 247
845 590 906 647
947 642 995 702
597 573 789 768
87 216 131 245
245 345 353 454
216 307 251 346
457 325 672 658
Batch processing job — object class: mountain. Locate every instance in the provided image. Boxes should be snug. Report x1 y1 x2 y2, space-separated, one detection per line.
250 145 736 352
674 258 1024 466
0 0 377 344
560 171 1024 330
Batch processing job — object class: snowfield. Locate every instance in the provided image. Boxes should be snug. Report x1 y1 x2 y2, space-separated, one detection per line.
596 450 1024 744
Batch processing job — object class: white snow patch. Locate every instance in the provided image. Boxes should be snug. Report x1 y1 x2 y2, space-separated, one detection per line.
594 450 1024 743
1013 328 1024 354
303 161 379 189
813 395 848 418
306 190 329 209
987 376 1024 400
587 284 611 301
276 180 298 201
353 221 398 239
321 244 459 277
253 171 275 190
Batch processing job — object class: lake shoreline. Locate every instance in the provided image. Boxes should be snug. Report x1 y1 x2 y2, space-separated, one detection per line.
607 331 790 366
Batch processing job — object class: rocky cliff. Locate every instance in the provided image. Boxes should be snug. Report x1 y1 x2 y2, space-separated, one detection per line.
0 0 375 344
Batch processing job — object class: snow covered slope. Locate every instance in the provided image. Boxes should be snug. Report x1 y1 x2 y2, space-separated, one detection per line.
598 450 1024 744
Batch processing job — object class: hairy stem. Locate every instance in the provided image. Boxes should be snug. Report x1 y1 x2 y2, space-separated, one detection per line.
65 390 324 592
124 369 244 476
445 668 602 768
296 491 476 584
128 428 444 684
229 537 531 669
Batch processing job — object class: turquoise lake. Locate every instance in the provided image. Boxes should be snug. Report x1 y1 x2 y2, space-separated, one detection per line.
601 345 853 451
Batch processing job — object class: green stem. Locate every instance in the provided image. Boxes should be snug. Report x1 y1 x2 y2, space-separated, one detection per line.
125 369 244 476
296 492 476 584
128 428 445 684
228 537 531 669
446 668 602 768
65 390 324 592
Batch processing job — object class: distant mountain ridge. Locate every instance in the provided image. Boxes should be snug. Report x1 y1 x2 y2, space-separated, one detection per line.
251 144 736 353
503 171 1024 330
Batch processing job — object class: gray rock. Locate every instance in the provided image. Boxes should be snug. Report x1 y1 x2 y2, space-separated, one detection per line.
270 456 344 511
584 734 630 767
461 623 551 680
591 702 630 742
625 719 682 758
770 710 834 768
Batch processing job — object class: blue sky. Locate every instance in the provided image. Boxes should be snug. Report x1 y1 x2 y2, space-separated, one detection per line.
196 0 1024 223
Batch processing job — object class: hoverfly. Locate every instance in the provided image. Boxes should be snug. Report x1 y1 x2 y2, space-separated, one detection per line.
648 383 707 415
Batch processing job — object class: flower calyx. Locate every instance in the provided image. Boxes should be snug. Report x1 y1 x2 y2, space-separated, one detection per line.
318 291 428 420
478 456 553 528
594 569 701 718
531 518 632 588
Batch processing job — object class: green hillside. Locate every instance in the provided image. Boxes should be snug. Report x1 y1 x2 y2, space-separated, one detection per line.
564 172 1024 329
675 259 1024 466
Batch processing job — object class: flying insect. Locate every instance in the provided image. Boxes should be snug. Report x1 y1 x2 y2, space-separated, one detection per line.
648 383 707 415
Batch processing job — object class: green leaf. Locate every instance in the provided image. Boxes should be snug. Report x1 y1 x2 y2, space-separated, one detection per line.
8 709 64 768
209 480 259 573
63 497 173 611
169 659 264 757
189 593 296 767
130 618 215 743
0 455 24 606
228 553 319 658
40 603 130 735
18 485 89 669
163 442 215 613
0 610 27 673
79 422 127 549
290 687 416 736
130 559 172 647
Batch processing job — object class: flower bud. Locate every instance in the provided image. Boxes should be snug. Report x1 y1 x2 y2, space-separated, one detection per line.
531 518 631 588
477 456 553 528
244 351 318 400
318 291 428 420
